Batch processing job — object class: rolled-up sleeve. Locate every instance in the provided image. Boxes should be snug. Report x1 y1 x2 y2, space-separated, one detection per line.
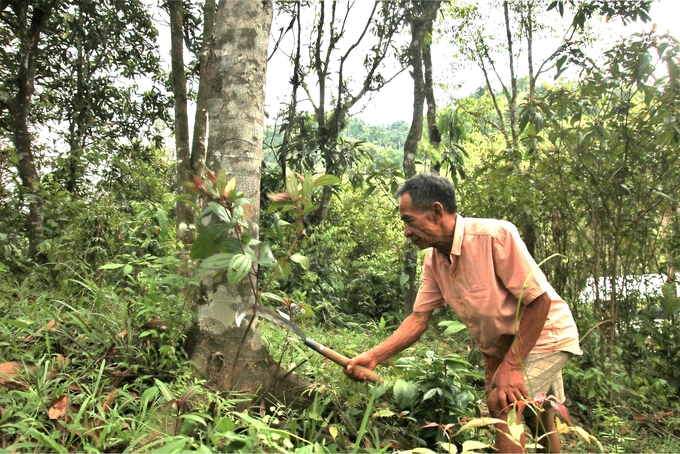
413 251 446 312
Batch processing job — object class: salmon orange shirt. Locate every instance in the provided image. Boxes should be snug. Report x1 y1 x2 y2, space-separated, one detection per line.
413 214 582 358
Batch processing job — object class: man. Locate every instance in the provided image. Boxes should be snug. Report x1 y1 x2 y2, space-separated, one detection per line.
345 173 581 453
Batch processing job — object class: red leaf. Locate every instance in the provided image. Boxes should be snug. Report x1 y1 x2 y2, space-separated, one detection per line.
549 398 574 426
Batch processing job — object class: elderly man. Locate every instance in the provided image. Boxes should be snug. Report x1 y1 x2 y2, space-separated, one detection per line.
345 173 581 453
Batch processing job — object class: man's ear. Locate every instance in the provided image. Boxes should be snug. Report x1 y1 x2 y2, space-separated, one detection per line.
431 202 445 222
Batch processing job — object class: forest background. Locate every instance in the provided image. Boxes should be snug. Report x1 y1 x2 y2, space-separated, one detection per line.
1 0 680 452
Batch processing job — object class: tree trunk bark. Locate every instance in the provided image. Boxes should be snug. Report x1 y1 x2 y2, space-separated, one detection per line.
169 0 195 245
402 1 440 315
6 0 56 263
186 0 309 407
191 0 217 176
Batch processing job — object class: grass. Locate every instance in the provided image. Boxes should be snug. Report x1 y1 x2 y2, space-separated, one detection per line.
2 272 680 452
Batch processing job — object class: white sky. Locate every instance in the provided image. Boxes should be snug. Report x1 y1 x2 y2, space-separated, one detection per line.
151 0 680 129
264 0 680 126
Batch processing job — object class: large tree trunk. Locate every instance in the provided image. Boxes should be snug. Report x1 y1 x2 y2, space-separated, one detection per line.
169 0 194 245
402 1 440 315
6 0 56 262
186 0 309 407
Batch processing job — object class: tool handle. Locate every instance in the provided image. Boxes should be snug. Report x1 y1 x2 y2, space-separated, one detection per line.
304 338 382 384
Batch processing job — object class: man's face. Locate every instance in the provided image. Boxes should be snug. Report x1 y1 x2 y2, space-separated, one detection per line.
398 193 438 249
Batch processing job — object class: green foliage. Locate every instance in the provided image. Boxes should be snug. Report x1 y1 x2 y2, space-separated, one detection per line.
268 185 405 322
391 348 481 444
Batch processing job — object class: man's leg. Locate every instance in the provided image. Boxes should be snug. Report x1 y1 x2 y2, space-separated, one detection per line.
522 352 571 453
484 355 526 453
524 407 559 453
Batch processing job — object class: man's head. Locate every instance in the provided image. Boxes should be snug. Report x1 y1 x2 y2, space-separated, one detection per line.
396 173 457 214
396 174 457 252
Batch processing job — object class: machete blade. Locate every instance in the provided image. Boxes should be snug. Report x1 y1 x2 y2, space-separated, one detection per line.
235 303 307 340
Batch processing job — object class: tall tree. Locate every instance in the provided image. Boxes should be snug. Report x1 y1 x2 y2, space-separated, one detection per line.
272 1 405 226
169 0 216 245
0 0 57 261
1 0 167 260
186 0 307 403
402 0 441 315
168 0 193 244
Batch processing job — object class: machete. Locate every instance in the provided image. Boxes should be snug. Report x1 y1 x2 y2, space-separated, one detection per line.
235 303 382 384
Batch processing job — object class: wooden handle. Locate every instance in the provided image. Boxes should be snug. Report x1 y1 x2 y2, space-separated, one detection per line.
304 338 383 384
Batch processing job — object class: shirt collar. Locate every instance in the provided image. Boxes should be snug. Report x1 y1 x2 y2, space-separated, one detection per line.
451 213 465 256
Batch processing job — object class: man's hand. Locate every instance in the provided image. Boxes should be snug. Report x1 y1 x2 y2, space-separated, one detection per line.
488 361 527 414
344 350 379 382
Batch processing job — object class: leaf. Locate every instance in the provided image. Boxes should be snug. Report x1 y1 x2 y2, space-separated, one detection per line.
179 413 208 426
328 425 339 440
313 174 341 187
549 397 574 426
154 379 175 403
410 449 437 454
99 263 125 270
206 202 231 222
191 224 230 259
438 320 466 335
199 253 233 270
393 379 418 409
285 172 299 201
260 292 286 304
22 319 57 342
215 171 227 197
461 440 490 452
290 253 310 270
302 173 314 198
454 417 506 436
372 408 395 418
48 395 69 420
123 264 133 275
437 442 458 454
0 362 33 391
228 254 252 284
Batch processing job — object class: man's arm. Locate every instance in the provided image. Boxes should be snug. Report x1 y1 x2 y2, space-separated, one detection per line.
488 291 551 410
344 310 432 381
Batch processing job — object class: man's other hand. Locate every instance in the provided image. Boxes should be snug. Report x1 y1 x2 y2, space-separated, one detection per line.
344 351 378 382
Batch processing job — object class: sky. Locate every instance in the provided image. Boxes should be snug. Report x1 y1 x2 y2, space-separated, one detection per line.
150 0 680 129
263 0 680 126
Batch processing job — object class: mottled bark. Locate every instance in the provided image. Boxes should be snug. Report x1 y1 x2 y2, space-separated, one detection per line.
187 0 309 405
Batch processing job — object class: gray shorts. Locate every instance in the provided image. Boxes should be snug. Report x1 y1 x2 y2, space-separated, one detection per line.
523 351 571 403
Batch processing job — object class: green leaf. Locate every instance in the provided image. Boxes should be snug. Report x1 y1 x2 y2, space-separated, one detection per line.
313 174 341 187
215 170 227 196
286 172 299 201
154 379 175 402
393 379 418 409
290 253 310 270
228 254 252 284
191 224 230 259
206 202 231 222
179 413 208 426
2 319 31 329
99 263 125 270
438 320 466 335
302 173 314 198
199 253 233 270
123 264 133 275
260 292 286 304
